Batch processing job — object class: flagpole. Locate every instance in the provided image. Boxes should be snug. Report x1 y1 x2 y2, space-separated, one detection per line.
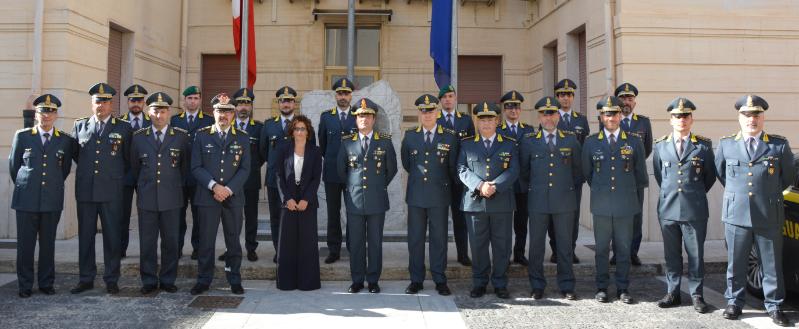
450 0 458 90
239 0 249 88
346 0 355 81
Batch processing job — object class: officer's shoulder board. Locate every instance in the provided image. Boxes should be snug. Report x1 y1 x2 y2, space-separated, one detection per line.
197 126 213 133
654 134 670 144
587 132 601 140
251 119 263 125
500 134 517 143
441 127 456 136
720 133 737 140
172 127 188 134
560 130 575 135
114 117 129 124
523 131 536 138
133 127 150 135
342 133 356 140
633 114 649 120
693 134 711 143
16 127 33 135
324 107 337 115
376 132 392 140
75 116 89 123
233 127 249 135
461 135 474 141
768 134 787 141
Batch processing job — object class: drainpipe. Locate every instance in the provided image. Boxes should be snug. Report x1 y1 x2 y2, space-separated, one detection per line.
604 0 616 96
179 0 189 108
26 0 44 128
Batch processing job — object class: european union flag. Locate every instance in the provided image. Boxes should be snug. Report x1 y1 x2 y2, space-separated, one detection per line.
430 0 452 89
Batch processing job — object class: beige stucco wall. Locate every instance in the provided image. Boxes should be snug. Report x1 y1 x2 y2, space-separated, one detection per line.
1 0 797 242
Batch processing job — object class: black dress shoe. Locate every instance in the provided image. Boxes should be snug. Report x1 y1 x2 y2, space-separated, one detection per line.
435 283 451 296
530 289 544 300
630 254 642 266
513 255 529 266
140 285 158 295
368 283 381 293
324 252 340 264
470 286 486 298
190 283 210 295
160 284 178 293
595 289 609 303
218 252 227 261
769 310 791 327
247 250 258 262
458 255 472 266
549 253 558 264
405 282 423 294
107 283 120 294
348 283 364 293
609 255 616 265
230 284 245 295
722 305 742 320
495 287 510 299
18 290 32 298
273 254 278 263
617 290 633 304
562 291 577 300
692 296 708 313
39 287 56 295
656 293 681 308
121 251 127 259
70 282 94 294
572 254 580 264
191 250 198 260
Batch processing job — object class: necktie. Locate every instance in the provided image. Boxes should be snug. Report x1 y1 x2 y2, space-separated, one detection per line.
97 121 105 136
677 138 684 158
239 122 245 131
510 124 517 136
284 119 290 134
362 136 369 154
547 134 555 152
155 130 163 148
133 117 140 130
188 115 194 125
747 137 756 158
484 139 492 151
564 114 571 126
221 131 227 142
609 133 617 149
622 118 630 131
43 132 50 148
425 131 432 145
340 112 347 122
446 114 453 128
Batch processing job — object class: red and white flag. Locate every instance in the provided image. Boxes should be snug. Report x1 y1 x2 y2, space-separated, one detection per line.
233 0 256 88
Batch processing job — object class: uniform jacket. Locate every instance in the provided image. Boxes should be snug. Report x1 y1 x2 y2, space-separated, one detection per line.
170 110 214 187
497 120 535 193
557 110 590 144
457 134 519 213
238 118 264 190
191 125 252 207
401 125 459 208
336 131 398 215
519 129 583 214
120 112 152 187
72 116 132 202
652 132 716 222
130 126 189 211
582 130 649 217
9 127 75 212
318 107 357 183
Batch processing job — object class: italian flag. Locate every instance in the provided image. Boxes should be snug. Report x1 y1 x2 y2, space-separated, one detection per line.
233 0 256 88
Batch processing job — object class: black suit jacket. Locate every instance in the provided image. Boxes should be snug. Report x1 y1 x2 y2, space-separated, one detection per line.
276 141 323 209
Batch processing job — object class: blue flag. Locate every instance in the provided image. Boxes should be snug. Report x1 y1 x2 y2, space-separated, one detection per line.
430 0 452 89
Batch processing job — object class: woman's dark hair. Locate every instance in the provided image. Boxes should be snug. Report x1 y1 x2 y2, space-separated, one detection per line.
287 114 315 140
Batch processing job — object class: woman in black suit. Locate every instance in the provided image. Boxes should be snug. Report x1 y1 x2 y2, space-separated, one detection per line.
276 115 322 291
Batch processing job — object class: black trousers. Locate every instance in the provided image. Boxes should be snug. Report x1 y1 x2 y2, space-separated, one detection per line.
15 210 60 291
276 208 321 291
138 208 180 286
513 192 529 257
243 188 260 252
549 184 583 253
77 200 122 285
196 205 243 286
266 186 281 251
347 213 385 284
121 185 135 254
407 206 448 284
324 182 347 254
449 181 469 258
178 185 199 254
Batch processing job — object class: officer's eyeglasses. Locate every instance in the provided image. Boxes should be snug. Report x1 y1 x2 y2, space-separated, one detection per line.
293 127 307 132
671 113 691 119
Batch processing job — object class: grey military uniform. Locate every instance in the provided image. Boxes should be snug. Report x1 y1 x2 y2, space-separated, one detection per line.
716 131 795 312
401 125 458 284
72 115 132 285
652 133 716 297
458 134 519 289
582 130 648 291
336 131 398 284
520 129 582 292
9 127 75 292
130 125 189 287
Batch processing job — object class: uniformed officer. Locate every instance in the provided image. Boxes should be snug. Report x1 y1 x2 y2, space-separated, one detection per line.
261 86 307 263
550 78 590 265
171 86 214 259
520 96 582 300
458 101 519 299
10 94 75 297
582 96 648 304
318 78 357 264
120 84 151 258
190 93 251 296
218 88 264 262
607 83 653 266
437 85 475 266
401 94 458 296
716 95 795 326
652 97 716 313
130 92 189 295
336 98 398 294
70 83 133 295
497 90 534 266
